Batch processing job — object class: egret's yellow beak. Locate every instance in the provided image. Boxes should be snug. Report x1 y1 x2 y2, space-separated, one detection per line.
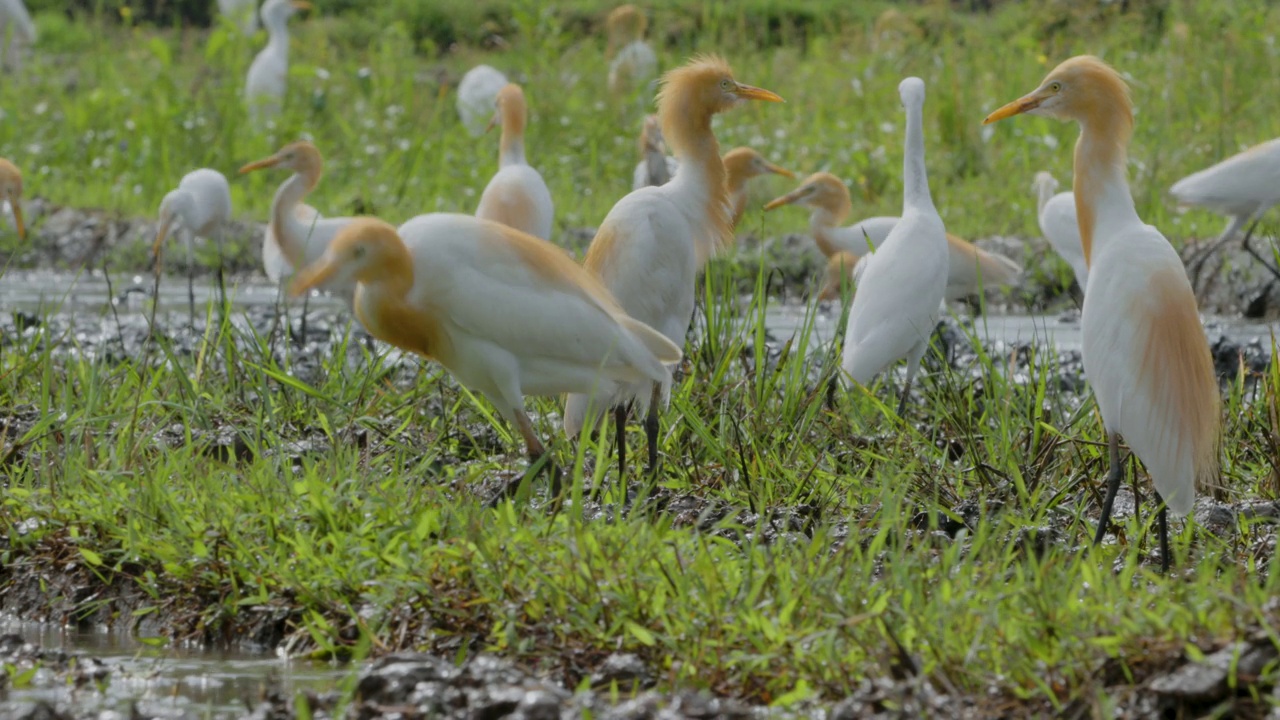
10 198 24 240
289 258 337 297
733 83 784 103
984 92 1045 125
764 187 805 211
239 154 282 174
152 217 172 257
765 162 795 179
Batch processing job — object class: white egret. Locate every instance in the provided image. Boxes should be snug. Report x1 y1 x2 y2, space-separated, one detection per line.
152 169 233 323
838 77 948 416
986 55 1220 571
563 56 783 480
1034 171 1088 292
606 4 657 97
457 65 508 137
244 0 310 121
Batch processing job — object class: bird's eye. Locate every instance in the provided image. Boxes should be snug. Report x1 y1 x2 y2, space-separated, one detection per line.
352 246 366 259
1048 81 1062 92
720 79 732 90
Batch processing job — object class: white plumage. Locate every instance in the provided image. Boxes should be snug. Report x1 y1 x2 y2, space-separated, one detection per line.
839 77 949 415
0 0 35 71
456 65 508 137
153 169 234 320
1034 171 1088 292
244 0 308 121
475 83 555 241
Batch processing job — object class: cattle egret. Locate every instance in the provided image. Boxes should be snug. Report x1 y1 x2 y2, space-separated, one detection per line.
631 114 678 190
1034 171 1088 292
0 158 25 240
606 4 657 96
721 147 793 228
217 0 258 34
152 169 233 323
245 0 310 121
457 65 508 137
837 77 948 416
564 55 783 480
290 216 681 494
0 0 34 71
475 83 554 241
765 172 1021 300
985 55 1220 571
1171 138 1280 284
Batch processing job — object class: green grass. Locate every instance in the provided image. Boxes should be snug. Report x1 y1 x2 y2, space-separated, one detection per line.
2 0 1280 714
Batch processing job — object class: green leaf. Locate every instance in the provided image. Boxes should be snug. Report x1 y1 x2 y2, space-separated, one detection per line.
625 621 655 647
79 547 103 567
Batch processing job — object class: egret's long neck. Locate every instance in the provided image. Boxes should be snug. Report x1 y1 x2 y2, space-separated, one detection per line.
901 99 934 213
663 105 731 258
264 14 290 55
807 194 851 256
498 106 526 167
1073 108 1137 266
271 169 318 268
353 254 439 358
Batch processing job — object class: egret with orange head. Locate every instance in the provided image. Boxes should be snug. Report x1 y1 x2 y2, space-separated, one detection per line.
289 215 681 497
564 55 783 482
985 55 1220 571
476 83 555 241
606 4 658 97
721 147 793 229
152 168 233 324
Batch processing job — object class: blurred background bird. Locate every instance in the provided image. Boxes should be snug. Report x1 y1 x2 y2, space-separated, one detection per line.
245 0 311 121
476 83 555 242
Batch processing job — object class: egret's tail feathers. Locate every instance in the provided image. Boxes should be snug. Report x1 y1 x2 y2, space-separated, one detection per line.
619 316 682 365
976 249 1022 287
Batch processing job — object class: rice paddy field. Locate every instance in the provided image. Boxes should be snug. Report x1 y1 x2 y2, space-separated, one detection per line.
1 0 1280 717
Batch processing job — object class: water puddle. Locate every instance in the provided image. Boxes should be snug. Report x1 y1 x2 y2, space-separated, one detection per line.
0 617 349 717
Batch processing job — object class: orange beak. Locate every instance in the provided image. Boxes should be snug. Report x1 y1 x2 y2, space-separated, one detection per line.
733 83 784 103
239 154 283 174
764 186 806 211
9 198 24 240
289 256 338 297
983 92 1045 125
764 162 795 179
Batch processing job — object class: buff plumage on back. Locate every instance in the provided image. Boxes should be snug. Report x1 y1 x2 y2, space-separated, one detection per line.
655 55 735 261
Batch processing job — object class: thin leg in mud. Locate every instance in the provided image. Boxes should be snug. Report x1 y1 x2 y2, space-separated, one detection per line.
613 404 628 485
488 409 560 507
1093 432 1123 546
214 230 228 327
185 232 197 327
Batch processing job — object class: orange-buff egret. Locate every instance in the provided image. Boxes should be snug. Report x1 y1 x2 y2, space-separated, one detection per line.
0 158 26 240
152 169 233 323
1171 138 1280 284
0 0 34 71
475 83 554 241
1034 171 1088 292
289 216 681 491
838 77 948 416
722 147 793 229
765 172 1020 300
564 55 783 480
244 0 310 121
606 5 657 97
985 55 1220 571
217 0 258 34
457 65 508 137
631 115 677 190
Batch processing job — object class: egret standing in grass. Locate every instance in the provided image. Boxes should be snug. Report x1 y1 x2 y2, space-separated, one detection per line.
837 77 948 416
606 4 657 97
564 56 783 480
631 114 677 190
0 158 25 241
244 0 310 121
1171 138 1280 285
1034 171 1088 292
290 216 681 497
240 141 359 341
457 64 508 137
986 55 1220 571
0 0 34 71
765 172 1019 300
721 147 793 229
475 83 554 241
153 169 233 324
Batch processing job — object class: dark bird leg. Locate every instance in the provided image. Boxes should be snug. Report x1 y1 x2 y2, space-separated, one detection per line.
644 383 661 475
1153 490 1170 574
1093 433 1123 546
613 404 628 485
489 410 559 506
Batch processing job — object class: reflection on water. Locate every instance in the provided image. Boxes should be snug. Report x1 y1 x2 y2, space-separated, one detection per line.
0 617 350 717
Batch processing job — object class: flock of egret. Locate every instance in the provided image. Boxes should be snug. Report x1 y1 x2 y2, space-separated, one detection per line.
1 1 1275 569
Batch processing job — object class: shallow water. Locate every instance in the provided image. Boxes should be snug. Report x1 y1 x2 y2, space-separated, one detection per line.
0 617 349 717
